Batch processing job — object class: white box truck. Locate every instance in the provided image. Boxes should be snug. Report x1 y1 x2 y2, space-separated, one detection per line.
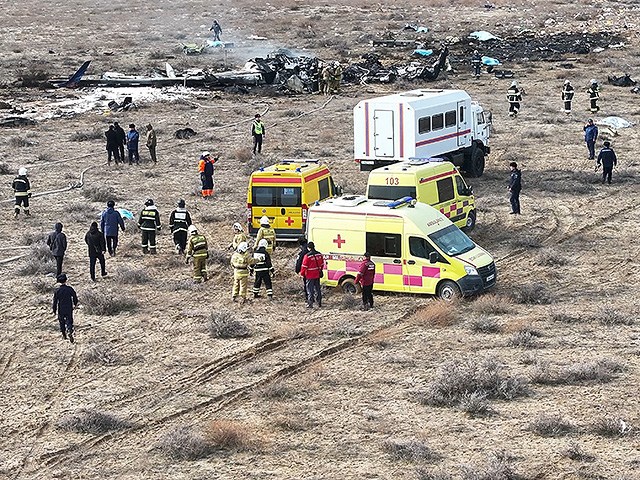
354 89 491 176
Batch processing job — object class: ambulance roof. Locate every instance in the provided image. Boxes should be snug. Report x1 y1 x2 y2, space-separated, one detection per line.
251 160 330 179
311 195 451 232
369 158 457 177
356 89 471 108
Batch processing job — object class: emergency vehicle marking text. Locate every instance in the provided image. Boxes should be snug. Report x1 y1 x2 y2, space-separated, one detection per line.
385 177 401 185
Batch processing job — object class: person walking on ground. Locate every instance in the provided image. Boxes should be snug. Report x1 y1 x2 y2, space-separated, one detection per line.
584 118 598 160
47 222 67 276
300 241 324 309
185 225 209 283
597 141 617 185
100 200 125 256
138 198 161 254
295 235 309 296
471 50 482 78
506 81 522 117
85 221 107 281
231 241 255 303
146 123 157 163
355 252 376 310
587 79 600 113
169 199 192 254
230 222 247 250
12 167 31 218
508 162 522 215
198 152 215 198
53 273 78 344
252 239 275 300
126 123 140 165
254 215 276 254
113 122 126 162
329 61 343 94
561 80 574 114
251 114 265 154
210 20 222 41
105 125 120 165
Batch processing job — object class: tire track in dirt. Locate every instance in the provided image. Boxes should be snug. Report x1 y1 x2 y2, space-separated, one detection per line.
0 350 16 379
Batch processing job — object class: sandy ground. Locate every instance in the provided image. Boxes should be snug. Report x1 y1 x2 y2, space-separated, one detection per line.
1 1 640 479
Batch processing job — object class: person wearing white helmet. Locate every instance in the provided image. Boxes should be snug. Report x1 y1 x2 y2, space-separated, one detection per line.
231 241 256 303
230 222 248 250
169 199 192 254
587 79 600 113
561 79 574 114
471 50 482 77
12 167 31 218
138 198 161 254
186 224 209 282
254 215 276 254
252 238 275 300
197 152 216 198
506 81 522 118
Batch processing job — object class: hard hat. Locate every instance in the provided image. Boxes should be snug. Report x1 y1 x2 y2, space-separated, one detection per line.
474 50 478 54
145 198 154 206
564 79 570 84
18 167 27 176
233 222 243 231
260 215 270 226
202 151 210 157
188 225 198 235
591 78 597 84
511 81 517 87
177 199 186 208
258 239 268 249
237 241 249 253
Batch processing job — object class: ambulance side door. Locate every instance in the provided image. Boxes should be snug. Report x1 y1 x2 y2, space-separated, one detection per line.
365 231 404 292
403 236 447 294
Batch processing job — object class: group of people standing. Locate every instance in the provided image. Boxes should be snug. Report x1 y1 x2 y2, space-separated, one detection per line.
505 79 601 118
105 122 157 165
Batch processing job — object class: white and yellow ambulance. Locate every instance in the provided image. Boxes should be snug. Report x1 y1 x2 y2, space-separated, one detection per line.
307 195 496 299
367 157 476 231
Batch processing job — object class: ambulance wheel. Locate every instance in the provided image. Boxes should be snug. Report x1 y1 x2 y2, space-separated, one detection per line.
463 210 476 233
340 278 359 295
467 148 485 178
437 280 460 301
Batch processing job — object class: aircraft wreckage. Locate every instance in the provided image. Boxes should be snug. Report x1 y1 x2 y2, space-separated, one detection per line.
48 48 449 93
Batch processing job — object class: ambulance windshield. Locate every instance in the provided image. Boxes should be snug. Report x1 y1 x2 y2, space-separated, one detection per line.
428 225 475 256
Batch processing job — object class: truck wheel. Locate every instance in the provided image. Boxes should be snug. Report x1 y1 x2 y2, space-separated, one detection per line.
462 210 476 233
467 148 485 178
437 280 461 301
340 278 359 295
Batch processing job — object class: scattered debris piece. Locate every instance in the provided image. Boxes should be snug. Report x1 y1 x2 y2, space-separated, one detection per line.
174 127 197 139
0 117 36 128
631 87 640 94
404 24 429 33
118 209 134 220
372 40 415 47
206 39 234 48
0 101 11 109
493 70 515 79
181 43 206 55
469 31 500 41
413 49 434 57
107 96 136 112
482 56 501 66
608 74 636 87
246 35 268 41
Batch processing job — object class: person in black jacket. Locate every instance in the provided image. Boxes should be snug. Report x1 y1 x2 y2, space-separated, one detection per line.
508 162 522 215
47 222 67 276
53 273 78 343
169 199 192 254
138 198 161 254
85 221 107 281
252 239 275 299
597 141 618 184
105 125 120 165
113 122 126 162
295 235 309 296
12 167 31 218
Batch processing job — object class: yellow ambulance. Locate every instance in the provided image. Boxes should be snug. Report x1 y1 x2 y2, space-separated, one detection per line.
307 195 496 299
247 160 337 241
367 157 476 231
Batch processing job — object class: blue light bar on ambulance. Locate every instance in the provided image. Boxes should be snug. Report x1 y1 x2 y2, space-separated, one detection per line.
387 196 414 208
407 157 445 166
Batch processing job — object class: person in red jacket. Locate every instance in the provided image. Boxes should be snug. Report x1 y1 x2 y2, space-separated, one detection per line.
300 241 324 309
355 252 376 309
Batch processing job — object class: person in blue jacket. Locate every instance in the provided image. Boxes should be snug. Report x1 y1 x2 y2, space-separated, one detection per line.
126 123 140 165
583 118 598 160
100 200 125 256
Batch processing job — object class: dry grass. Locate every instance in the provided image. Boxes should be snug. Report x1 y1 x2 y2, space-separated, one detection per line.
259 380 291 399
208 310 251 338
413 301 458 327
510 282 551 305
81 289 139 316
204 419 260 451
69 129 104 142
471 295 512 315
460 451 518 480
416 469 453 480
560 442 595 462
16 242 55 276
56 408 132 434
31 277 55 293
114 266 151 284
82 185 119 203
507 328 541 348
589 416 631 437
528 413 576 437
382 438 437 462
156 425 210 460
469 316 502 334
333 318 366 336
560 358 622 384
82 343 121 366
592 305 635 326
340 293 360 310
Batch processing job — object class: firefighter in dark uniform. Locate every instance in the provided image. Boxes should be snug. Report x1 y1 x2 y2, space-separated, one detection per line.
597 141 617 185
138 198 161 254
507 81 522 117
52 273 78 344
471 50 482 77
169 199 192 254
252 238 275 299
561 80 574 114
587 79 600 113
508 162 522 215
186 225 209 282
12 167 31 218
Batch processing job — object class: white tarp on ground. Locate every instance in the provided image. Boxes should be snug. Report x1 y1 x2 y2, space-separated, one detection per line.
596 116 635 129
469 31 500 41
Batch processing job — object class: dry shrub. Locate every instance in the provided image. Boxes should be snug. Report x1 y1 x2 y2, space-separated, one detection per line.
529 359 555 385
528 413 576 437
273 412 313 431
208 310 251 338
472 294 512 315
235 147 253 164
510 282 551 305
383 438 437 462
459 391 495 416
164 279 200 291
590 416 631 437
274 323 317 340
64 203 96 222
82 185 119 203
417 356 528 408
21 231 46 245
281 276 305 296
0 162 13 174
115 266 151 284
333 318 365 336
207 247 231 267
549 307 580 323
31 277 55 293
416 469 453 480
16 242 55 276
157 425 210 460
559 358 622 384
56 408 132 434
413 301 458 327
470 316 502 334
204 420 259 451
535 247 568 267
507 328 541 348
259 379 291 398
592 305 634 326
81 289 139 316
82 343 121 366
460 451 518 480
340 293 360 310
9 136 35 147
560 442 595 462
69 129 104 142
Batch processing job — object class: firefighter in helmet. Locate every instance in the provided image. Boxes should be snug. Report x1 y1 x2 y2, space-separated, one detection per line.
231 241 255 303
169 199 192 254
185 225 209 282
230 222 248 250
254 215 276 254
138 198 161 254
251 238 275 300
